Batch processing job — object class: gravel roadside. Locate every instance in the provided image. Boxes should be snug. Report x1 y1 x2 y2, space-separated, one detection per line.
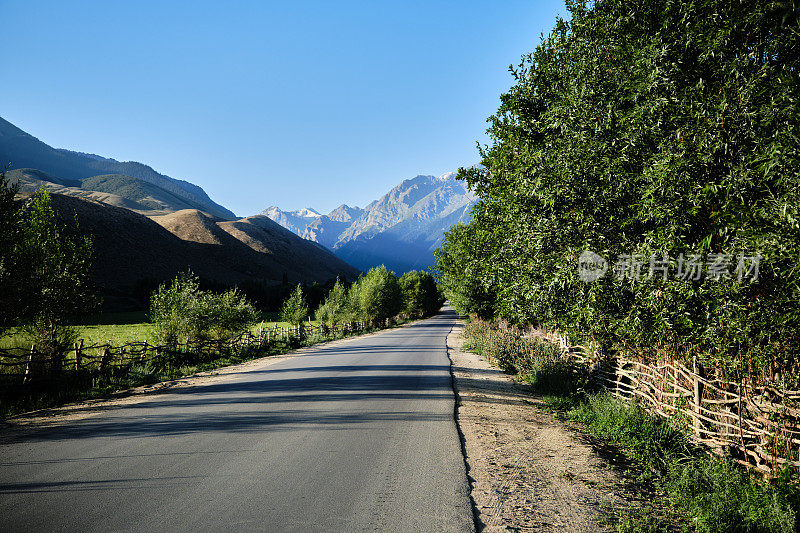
447 320 628 532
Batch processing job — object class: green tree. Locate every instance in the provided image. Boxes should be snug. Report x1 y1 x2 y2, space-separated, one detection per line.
352 265 402 326
440 0 800 382
202 288 258 341
0 168 21 329
314 278 348 327
281 283 309 326
434 222 495 319
14 190 97 370
150 272 203 344
150 272 257 344
399 270 443 318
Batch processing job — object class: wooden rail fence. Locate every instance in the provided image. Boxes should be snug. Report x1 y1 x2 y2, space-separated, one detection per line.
519 326 800 477
0 320 388 385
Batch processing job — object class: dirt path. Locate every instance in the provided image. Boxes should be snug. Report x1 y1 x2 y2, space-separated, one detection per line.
448 321 627 532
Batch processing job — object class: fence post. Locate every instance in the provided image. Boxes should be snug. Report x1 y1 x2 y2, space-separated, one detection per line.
99 347 110 373
693 356 705 438
74 339 83 371
23 345 35 384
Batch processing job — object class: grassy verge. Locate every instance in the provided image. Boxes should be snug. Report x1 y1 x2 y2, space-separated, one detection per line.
462 319 800 533
0 317 401 420
0 311 320 351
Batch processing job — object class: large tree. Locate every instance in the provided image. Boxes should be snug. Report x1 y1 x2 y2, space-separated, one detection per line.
13 190 97 370
352 266 402 326
0 169 21 329
439 0 800 382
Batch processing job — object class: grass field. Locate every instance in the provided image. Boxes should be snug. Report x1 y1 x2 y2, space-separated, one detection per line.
0 311 369 418
1 311 323 352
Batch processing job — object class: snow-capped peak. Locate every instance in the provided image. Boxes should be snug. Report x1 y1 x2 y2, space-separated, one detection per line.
294 208 321 218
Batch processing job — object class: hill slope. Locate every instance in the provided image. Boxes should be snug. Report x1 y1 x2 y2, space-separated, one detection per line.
0 116 235 219
43 194 359 309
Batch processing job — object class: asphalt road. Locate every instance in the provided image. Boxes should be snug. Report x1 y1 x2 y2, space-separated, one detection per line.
0 308 473 532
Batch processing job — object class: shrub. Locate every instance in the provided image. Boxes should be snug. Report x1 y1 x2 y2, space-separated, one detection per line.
150 272 257 344
462 318 585 394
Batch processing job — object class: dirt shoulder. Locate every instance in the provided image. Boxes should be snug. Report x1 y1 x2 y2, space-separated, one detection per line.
448 320 628 532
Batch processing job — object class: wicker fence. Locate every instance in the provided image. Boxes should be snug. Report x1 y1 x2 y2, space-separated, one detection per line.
0 320 381 385
518 326 800 478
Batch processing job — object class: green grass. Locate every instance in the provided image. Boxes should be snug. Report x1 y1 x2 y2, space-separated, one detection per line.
0 314 407 419
461 320 800 533
1 311 322 353
561 393 799 533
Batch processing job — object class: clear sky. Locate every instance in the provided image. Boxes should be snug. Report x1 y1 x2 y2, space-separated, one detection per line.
0 0 566 217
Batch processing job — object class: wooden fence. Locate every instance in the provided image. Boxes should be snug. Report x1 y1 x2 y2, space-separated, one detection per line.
0 320 384 385
519 326 800 478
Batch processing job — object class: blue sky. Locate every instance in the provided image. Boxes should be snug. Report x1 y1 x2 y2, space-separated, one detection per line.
1 1 566 217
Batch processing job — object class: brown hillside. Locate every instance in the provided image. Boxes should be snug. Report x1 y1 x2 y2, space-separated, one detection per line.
150 209 227 245
43 194 360 309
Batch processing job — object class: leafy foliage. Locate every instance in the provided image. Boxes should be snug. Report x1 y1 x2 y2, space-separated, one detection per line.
437 0 800 383
398 270 444 319
280 283 309 326
350 265 402 325
150 272 257 343
312 266 441 327
434 222 496 319
12 190 97 367
314 278 349 327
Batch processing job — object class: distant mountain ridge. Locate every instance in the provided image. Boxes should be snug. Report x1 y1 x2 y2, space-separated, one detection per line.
262 172 477 273
259 206 322 235
0 116 235 219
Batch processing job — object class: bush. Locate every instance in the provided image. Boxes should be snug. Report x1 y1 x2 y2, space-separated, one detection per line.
150 272 257 344
462 318 585 394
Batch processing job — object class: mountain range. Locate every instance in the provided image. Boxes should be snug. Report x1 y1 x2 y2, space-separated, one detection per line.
0 116 358 309
1 115 476 305
0 116 235 219
261 172 477 274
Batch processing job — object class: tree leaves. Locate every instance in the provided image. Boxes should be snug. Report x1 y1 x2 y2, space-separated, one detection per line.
435 0 800 384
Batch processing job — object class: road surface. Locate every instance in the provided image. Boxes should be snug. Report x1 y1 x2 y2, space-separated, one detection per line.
0 309 473 532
